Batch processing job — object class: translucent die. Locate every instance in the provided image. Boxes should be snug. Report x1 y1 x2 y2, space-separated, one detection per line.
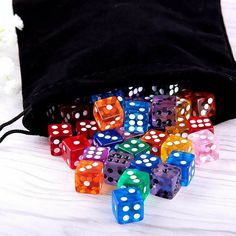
112 187 144 224
188 129 219 165
93 96 124 131
166 151 195 186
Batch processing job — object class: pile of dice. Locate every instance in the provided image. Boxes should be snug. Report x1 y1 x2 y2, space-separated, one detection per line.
47 86 219 224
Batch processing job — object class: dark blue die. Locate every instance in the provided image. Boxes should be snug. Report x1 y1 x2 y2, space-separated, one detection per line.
130 153 161 173
112 187 144 224
93 129 123 149
124 100 150 134
166 151 195 186
91 89 125 108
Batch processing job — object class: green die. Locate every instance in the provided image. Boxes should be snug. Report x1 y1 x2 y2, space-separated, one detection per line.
117 138 150 156
118 168 150 200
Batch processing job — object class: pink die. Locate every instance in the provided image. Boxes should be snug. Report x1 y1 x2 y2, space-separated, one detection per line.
188 129 219 165
80 146 110 163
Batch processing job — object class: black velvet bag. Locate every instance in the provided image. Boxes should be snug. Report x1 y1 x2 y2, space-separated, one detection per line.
9 0 236 137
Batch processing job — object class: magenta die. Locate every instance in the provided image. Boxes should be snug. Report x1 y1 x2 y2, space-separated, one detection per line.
115 127 143 141
104 152 134 185
151 95 176 129
80 146 110 163
188 129 219 165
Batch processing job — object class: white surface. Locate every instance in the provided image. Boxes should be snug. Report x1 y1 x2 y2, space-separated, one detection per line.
0 1 236 236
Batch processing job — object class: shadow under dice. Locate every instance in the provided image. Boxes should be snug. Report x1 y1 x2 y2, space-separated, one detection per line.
75 160 104 194
166 151 195 186
140 129 167 156
104 152 134 185
151 95 176 129
112 187 144 224
62 135 91 169
93 96 124 131
118 138 150 156
118 169 150 200
161 135 192 163
124 100 150 134
188 129 219 165
48 123 73 156
150 163 182 199
130 153 161 173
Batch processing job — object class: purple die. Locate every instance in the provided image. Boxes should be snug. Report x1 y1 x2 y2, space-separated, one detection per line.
80 146 109 163
104 152 134 185
150 163 181 199
115 127 143 141
151 95 176 129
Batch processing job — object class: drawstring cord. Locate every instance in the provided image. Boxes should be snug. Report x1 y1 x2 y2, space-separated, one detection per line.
0 107 34 143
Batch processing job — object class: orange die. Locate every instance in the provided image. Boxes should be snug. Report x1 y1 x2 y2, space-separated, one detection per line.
75 160 104 194
161 135 192 163
140 129 167 156
93 96 124 131
176 97 192 121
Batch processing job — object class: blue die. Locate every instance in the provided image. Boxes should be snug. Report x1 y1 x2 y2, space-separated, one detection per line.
166 151 195 186
124 100 150 134
112 187 144 224
93 129 123 149
91 89 125 108
130 153 161 173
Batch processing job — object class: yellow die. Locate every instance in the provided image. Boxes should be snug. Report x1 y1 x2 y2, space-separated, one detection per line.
161 135 192 162
176 97 192 121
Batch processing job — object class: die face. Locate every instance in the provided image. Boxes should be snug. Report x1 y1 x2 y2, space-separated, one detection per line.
75 160 104 194
151 95 176 129
130 153 161 173
76 120 99 138
124 100 150 134
115 127 143 141
80 146 110 163
150 163 181 199
188 117 214 133
93 96 124 130
112 187 144 224
188 129 219 165
176 97 192 121
140 130 167 155
192 93 216 117
166 151 195 186
59 103 90 123
161 135 192 163
118 138 150 156
62 135 91 169
104 152 134 185
124 86 145 98
93 129 123 148
117 169 150 200
48 123 73 156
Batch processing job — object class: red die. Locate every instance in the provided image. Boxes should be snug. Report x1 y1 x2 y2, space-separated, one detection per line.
140 129 168 156
76 120 99 139
62 135 91 169
48 123 73 156
192 92 216 117
59 103 90 123
188 117 214 134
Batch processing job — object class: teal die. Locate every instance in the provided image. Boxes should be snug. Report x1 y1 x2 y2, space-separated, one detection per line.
117 138 150 156
118 168 150 200
166 151 195 186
